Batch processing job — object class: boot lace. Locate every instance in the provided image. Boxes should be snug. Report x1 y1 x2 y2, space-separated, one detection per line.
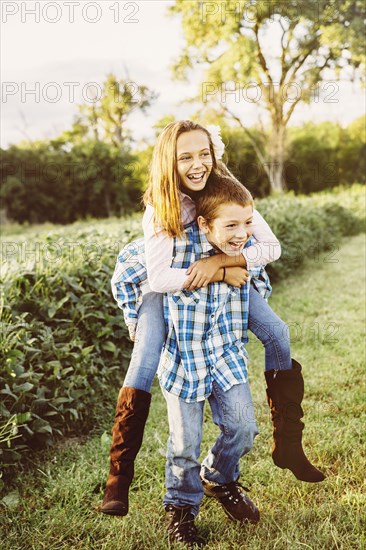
212 481 251 505
166 506 200 544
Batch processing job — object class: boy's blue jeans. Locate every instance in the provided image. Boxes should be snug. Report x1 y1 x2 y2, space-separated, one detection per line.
123 285 292 391
162 381 259 517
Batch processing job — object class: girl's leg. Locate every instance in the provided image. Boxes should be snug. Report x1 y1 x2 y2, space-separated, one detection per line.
248 284 292 371
123 291 166 390
265 360 326 482
248 286 325 482
200 381 260 523
100 292 166 516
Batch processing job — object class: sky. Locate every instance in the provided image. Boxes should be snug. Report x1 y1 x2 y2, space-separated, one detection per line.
1 0 365 148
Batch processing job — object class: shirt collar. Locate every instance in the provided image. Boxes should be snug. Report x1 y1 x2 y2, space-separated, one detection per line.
179 190 196 205
192 229 218 257
178 193 216 255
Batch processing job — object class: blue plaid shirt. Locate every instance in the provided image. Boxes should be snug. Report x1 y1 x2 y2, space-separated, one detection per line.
111 238 147 330
158 222 271 402
111 227 272 401
111 235 271 331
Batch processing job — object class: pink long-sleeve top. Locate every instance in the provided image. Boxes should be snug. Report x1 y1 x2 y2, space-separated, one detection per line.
142 191 281 293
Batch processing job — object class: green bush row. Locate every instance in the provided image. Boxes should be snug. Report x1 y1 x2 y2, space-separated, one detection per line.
256 185 365 281
1 219 142 467
0 186 365 467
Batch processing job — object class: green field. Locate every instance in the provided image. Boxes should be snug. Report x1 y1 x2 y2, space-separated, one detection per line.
1 232 365 550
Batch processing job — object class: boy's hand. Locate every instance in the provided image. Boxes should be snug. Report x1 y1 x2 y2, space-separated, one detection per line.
128 324 137 342
184 256 221 290
224 267 250 287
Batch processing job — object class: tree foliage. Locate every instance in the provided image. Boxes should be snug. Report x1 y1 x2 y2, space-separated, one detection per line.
169 0 365 192
0 73 157 223
55 73 157 148
0 142 140 223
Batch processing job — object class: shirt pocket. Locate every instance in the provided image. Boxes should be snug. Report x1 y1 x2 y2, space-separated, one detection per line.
170 289 201 306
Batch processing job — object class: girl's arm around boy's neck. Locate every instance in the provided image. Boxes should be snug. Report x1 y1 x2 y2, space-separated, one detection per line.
213 252 247 268
183 254 248 290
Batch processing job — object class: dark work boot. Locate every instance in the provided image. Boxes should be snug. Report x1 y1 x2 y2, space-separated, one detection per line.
265 359 326 482
165 505 205 547
99 387 151 516
202 478 260 524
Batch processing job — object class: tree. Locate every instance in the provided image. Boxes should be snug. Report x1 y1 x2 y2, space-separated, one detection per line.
169 0 365 192
53 73 157 149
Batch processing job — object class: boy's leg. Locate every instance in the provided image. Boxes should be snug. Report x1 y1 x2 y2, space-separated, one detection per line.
201 381 258 483
248 284 292 372
162 388 205 517
162 388 205 546
200 381 260 523
100 292 166 516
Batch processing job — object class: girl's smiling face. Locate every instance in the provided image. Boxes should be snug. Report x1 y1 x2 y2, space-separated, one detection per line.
176 130 213 193
198 202 254 257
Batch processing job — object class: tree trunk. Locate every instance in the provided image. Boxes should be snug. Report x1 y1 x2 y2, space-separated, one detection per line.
267 123 286 193
105 189 112 217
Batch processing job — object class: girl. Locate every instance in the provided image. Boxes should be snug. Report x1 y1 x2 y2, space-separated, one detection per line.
100 120 325 517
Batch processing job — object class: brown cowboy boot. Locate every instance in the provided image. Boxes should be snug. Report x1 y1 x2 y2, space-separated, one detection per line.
100 387 151 516
265 359 326 482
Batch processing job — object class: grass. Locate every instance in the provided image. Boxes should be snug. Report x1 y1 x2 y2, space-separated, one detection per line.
1 233 365 550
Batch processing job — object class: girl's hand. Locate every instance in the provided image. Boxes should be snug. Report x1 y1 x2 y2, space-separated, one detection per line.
184 256 221 290
224 267 249 287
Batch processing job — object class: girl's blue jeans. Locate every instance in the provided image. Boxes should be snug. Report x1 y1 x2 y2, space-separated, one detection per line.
122 284 292 391
162 380 259 517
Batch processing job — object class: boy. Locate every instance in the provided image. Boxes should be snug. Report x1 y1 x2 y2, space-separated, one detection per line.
159 177 269 546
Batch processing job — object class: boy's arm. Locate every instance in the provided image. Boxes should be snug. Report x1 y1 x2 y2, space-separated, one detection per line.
111 241 146 341
249 266 272 301
112 278 140 341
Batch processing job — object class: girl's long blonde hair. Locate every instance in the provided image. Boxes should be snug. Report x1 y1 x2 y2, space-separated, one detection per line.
143 120 237 238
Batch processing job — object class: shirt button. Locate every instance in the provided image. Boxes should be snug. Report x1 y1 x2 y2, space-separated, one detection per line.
211 314 214 318
209 350 213 355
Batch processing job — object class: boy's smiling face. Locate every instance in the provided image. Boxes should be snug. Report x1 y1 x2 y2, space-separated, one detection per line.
198 202 254 257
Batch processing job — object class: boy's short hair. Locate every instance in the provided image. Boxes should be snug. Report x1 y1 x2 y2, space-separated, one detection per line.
195 174 253 227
